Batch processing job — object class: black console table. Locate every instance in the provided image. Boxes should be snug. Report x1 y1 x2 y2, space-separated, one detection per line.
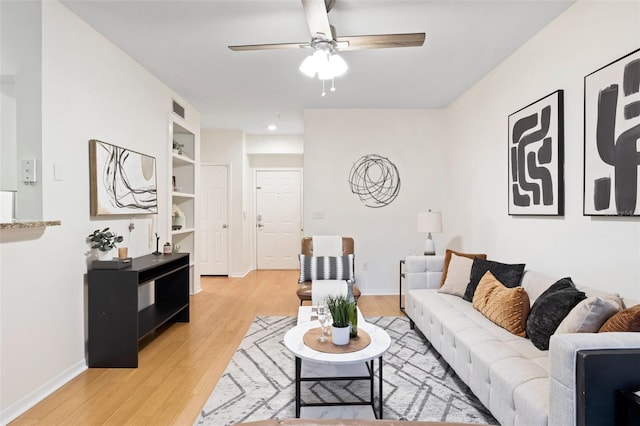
88 253 190 368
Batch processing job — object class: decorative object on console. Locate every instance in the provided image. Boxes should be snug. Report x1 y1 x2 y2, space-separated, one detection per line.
526 277 587 350
584 48 640 216
508 90 564 216
348 154 400 208
599 304 640 332
152 232 161 255
472 271 530 337
172 203 185 230
163 242 172 254
298 254 354 283
417 210 442 255
440 249 487 286
462 257 526 302
87 227 124 252
89 139 157 215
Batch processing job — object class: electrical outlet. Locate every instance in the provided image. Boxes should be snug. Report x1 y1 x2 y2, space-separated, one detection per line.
363 261 368 270
21 158 37 184
312 210 326 219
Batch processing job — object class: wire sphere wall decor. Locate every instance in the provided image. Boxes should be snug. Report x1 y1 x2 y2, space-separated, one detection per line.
348 154 401 208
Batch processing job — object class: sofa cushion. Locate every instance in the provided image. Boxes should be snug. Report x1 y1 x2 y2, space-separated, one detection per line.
438 253 474 297
599 304 640 332
463 258 526 302
440 249 487 287
526 278 587 350
555 296 620 334
472 271 530 337
298 254 354 283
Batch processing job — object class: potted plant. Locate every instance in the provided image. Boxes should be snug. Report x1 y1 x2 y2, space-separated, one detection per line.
172 140 184 155
163 242 172 254
172 204 185 230
87 228 124 257
326 294 356 345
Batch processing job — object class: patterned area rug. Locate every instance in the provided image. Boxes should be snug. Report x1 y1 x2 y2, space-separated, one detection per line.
195 316 497 425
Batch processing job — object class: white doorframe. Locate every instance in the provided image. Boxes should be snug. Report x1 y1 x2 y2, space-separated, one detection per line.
253 167 303 269
200 162 230 275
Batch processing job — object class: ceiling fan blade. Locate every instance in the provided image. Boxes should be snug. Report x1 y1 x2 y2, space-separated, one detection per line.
229 42 309 52
336 33 426 50
302 0 333 40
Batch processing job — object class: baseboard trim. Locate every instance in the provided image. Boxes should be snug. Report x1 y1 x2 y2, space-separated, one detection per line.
1 359 87 425
229 268 251 278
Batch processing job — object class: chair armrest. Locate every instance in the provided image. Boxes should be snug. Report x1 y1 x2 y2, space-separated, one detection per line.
404 255 444 290
549 332 640 426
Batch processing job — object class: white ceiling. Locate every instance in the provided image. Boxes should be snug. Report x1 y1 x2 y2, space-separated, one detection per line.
61 0 575 134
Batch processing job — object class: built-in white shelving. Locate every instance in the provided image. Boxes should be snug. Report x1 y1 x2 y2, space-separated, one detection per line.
170 117 199 292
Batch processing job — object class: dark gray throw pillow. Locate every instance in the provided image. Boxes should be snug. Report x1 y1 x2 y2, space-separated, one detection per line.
526 277 587 350
462 258 526 302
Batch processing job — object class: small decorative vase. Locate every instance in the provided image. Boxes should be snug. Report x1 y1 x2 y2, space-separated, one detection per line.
117 247 128 259
172 215 185 230
331 325 350 345
163 244 172 254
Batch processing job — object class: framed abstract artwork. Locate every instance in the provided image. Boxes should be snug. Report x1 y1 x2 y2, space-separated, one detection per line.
508 90 564 216
89 139 158 215
584 48 640 216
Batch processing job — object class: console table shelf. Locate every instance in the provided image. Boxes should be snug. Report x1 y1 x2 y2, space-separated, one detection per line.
88 253 190 368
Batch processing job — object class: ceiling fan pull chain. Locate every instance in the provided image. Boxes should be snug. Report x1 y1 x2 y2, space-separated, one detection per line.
321 79 326 97
330 77 336 92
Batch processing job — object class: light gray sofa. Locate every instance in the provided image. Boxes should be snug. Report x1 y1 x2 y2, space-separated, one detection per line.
403 255 640 426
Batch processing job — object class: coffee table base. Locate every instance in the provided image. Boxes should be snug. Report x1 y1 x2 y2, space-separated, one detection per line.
295 356 384 419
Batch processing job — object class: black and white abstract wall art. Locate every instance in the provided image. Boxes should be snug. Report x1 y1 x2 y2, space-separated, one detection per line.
89 139 158 215
508 90 564 216
348 154 400 208
584 48 640 216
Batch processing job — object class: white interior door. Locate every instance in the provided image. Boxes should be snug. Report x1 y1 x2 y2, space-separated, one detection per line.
200 165 228 275
256 170 302 269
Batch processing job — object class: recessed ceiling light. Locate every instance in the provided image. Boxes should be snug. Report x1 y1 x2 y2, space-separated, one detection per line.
267 124 277 131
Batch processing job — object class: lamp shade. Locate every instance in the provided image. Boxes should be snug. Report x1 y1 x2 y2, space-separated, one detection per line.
417 211 443 233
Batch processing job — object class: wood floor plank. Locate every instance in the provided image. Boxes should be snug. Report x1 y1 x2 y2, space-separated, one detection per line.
10 270 402 425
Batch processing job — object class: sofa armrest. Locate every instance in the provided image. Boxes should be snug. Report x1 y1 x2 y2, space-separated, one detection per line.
405 255 444 290
549 333 640 426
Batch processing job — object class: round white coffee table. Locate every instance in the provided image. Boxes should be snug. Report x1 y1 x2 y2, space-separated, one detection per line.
284 318 391 419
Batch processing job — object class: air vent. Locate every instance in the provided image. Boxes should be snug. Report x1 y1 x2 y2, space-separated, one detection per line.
172 100 185 119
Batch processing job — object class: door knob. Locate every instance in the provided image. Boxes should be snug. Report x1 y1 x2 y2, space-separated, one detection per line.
222 224 227 229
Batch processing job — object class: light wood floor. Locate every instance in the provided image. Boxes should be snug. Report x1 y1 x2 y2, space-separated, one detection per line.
12 270 403 425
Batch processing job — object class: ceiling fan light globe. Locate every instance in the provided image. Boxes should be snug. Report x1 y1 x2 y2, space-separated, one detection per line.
299 55 317 77
328 53 348 77
312 49 329 67
318 69 333 80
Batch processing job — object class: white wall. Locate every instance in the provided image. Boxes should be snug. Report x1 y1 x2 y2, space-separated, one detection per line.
246 134 303 154
444 0 640 299
0 0 43 219
0 1 200 422
303 109 447 294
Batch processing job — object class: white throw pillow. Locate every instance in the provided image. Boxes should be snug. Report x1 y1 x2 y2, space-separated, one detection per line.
555 296 620 334
438 253 473 298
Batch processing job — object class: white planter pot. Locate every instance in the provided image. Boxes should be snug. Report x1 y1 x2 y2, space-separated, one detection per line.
331 325 350 345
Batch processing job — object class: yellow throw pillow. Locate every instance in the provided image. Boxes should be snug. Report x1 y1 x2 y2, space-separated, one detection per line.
473 271 530 337
599 304 640 332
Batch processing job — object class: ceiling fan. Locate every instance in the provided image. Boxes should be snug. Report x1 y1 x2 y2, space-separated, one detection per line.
229 0 424 95
228 0 426 53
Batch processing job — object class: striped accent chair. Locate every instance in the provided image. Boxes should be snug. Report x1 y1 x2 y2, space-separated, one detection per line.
296 236 360 305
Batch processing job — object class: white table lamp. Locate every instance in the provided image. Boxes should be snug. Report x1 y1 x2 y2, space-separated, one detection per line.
417 210 442 255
